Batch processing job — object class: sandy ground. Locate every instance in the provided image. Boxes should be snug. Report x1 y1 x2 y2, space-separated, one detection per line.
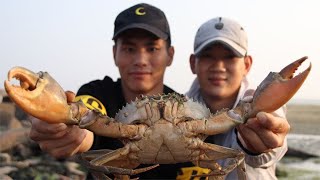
286 104 320 135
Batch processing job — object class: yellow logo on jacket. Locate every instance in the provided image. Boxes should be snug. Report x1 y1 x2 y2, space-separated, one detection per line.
74 95 107 115
176 166 210 180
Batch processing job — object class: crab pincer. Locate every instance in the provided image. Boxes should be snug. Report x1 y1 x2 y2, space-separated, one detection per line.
4 67 82 124
247 56 311 118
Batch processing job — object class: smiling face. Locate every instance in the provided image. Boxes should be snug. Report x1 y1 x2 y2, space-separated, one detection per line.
190 43 252 101
113 29 174 96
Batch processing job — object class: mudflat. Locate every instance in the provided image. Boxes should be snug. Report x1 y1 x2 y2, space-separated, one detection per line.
286 104 320 135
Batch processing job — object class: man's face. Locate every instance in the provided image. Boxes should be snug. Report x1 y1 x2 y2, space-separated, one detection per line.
190 43 251 100
113 29 173 95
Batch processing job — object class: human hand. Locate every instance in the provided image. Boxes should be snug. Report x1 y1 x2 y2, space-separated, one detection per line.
28 91 93 158
236 112 290 154
29 116 90 158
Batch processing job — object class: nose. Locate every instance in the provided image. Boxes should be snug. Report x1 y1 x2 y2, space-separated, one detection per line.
133 50 148 67
209 58 226 72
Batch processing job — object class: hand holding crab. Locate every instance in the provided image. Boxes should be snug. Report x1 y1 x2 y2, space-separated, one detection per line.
237 111 290 154
236 90 290 154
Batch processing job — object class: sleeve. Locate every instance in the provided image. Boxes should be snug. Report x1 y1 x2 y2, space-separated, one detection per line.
232 135 288 168
228 137 286 179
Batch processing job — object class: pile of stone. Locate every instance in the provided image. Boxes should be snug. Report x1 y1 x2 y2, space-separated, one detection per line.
0 89 87 180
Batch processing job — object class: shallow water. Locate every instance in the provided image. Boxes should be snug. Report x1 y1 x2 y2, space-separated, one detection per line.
277 134 320 179
277 157 320 179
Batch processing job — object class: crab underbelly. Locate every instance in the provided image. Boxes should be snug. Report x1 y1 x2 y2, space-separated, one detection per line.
134 120 200 164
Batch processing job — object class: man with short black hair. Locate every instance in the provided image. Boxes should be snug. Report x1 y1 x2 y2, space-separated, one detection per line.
29 3 183 179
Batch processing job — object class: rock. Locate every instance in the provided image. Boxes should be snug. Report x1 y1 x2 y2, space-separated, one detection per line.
0 104 24 130
287 134 320 157
0 128 31 152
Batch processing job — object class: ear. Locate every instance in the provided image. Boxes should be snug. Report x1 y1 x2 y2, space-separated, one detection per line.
244 55 253 74
113 45 118 66
189 54 196 74
166 46 175 66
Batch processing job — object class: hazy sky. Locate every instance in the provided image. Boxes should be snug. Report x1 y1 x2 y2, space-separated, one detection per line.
1 0 319 102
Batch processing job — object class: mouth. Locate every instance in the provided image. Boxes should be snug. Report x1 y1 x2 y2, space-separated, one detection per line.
208 76 226 85
129 71 152 78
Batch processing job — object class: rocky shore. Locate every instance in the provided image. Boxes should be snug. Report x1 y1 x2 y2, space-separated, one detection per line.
0 90 87 179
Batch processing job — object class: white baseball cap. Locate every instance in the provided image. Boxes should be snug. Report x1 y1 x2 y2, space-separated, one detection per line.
194 17 248 57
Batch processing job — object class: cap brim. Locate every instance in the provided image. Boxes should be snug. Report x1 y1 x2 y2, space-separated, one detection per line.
113 23 169 40
195 37 246 57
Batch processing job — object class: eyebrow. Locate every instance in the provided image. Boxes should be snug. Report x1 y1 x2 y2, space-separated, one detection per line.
120 39 135 45
121 38 160 46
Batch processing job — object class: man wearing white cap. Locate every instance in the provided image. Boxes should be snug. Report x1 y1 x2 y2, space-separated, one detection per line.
185 17 289 179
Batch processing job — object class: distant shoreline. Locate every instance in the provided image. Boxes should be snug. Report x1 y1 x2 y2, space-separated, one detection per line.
286 104 320 135
288 99 320 105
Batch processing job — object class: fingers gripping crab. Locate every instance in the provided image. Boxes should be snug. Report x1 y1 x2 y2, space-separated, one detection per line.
4 57 311 179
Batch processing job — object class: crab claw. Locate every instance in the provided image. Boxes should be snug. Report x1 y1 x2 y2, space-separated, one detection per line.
247 56 311 118
4 66 78 124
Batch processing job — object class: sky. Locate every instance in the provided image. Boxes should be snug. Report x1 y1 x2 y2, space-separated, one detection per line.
0 0 319 103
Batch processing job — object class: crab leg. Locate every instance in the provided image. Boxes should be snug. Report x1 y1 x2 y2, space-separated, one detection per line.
77 146 159 176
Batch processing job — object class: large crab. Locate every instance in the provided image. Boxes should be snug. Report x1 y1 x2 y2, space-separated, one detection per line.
4 57 311 179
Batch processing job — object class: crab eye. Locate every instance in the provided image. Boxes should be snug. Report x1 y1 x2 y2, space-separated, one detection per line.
37 71 45 79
